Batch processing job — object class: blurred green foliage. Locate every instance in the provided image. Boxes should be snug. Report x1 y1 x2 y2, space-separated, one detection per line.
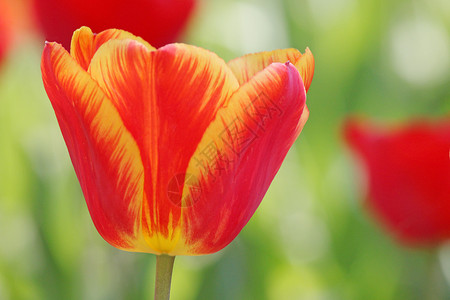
0 0 449 299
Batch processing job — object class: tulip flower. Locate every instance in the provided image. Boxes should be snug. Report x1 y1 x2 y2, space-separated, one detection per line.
33 0 195 49
344 118 450 247
41 26 314 298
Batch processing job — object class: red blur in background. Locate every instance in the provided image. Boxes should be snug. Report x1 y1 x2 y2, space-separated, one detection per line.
33 0 196 49
345 118 450 247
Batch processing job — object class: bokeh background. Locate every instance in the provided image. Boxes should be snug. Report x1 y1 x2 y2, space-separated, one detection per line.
1 0 449 299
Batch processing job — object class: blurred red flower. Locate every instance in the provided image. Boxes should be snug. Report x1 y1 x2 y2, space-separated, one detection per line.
33 0 196 49
344 118 450 246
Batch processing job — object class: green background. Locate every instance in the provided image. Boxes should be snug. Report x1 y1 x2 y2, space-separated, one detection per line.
0 0 449 299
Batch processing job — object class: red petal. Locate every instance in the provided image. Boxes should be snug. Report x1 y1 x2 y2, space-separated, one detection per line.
41 42 154 253
344 118 450 246
0 1 13 66
87 40 240 253
70 26 155 70
228 48 315 92
175 62 307 255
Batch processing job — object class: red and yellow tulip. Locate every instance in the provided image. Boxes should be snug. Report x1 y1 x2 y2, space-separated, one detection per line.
41 26 314 256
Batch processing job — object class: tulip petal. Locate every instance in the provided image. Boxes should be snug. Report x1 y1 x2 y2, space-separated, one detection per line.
41 42 155 253
228 48 315 92
176 62 307 255
345 119 450 245
87 40 241 253
70 26 155 70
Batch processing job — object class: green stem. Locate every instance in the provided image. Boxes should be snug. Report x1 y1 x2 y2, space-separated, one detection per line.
154 255 175 300
425 250 444 300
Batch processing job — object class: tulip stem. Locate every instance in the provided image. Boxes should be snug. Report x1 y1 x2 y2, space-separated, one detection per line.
154 254 175 300
425 250 445 300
